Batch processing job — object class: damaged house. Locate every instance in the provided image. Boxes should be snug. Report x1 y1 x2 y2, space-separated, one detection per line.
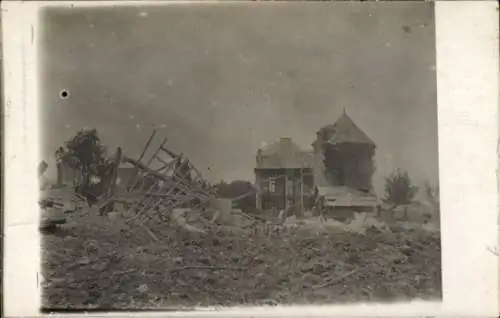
254 137 314 216
312 110 381 221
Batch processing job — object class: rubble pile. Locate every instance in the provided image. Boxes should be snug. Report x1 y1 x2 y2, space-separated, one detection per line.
42 211 441 309
96 130 218 236
40 130 442 310
40 130 219 239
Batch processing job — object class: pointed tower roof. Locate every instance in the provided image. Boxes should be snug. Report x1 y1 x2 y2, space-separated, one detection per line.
323 112 376 146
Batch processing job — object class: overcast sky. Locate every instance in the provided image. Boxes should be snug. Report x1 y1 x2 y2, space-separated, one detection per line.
40 2 438 195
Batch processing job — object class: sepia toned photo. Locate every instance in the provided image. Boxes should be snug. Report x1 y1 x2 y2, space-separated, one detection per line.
38 2 442 311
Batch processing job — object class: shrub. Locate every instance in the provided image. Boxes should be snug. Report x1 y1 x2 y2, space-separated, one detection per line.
384 169 418 208
56 129 113 205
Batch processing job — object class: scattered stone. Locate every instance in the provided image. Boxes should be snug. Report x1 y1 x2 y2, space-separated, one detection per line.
77 257 91 265
137 284 149 293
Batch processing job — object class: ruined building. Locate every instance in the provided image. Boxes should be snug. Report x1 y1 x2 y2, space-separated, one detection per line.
254 137 314 215
312 110 380 219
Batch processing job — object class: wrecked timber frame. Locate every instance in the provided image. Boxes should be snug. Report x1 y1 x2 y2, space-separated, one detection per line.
99 130 217 231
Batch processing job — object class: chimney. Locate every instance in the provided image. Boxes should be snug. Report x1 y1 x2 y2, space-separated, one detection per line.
279 137 295 160
280 137 292 151
256 148 263 168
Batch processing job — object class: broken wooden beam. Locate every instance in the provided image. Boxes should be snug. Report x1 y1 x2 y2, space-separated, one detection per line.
123 155 170 180
123 155 213 197
137 220 159 241
138 129 157 163
146 137 168 167
311 268 359 290
128 130 157 190
168 265 247 272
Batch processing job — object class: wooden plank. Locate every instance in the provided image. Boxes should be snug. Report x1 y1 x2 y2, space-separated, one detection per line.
133 171 183 220
137 129 157 164
132 192 200 199
159 146 179 159
127 181 158 217
231 189 257 202
133 195 157 221
311 268 359 290
152 154 171 168
161 160 176 175
129 130 157 189
122 155 213 199
122 156 169 180
146 137 168 167
189 161 204 180
137 220 159 241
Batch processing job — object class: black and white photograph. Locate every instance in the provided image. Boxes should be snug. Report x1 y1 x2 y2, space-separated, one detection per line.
37 1 443 310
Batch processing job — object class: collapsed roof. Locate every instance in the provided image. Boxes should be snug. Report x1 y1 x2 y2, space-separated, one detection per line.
257 137 313 169
316 185 380 208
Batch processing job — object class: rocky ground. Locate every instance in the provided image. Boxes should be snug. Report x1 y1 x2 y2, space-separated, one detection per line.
41 204 442 311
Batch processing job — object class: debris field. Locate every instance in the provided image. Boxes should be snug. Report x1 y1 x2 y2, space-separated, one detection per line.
40 131 442 310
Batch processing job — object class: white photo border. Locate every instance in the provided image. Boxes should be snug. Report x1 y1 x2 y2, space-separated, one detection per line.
2 1 499 317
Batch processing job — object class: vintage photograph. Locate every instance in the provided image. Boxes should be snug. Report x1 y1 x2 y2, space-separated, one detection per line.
38 2 441 310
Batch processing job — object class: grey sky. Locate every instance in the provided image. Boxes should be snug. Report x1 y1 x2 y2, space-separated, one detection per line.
40 2 438 195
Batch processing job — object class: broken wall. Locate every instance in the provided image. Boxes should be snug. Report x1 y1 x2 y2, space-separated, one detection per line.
323 143 375 190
